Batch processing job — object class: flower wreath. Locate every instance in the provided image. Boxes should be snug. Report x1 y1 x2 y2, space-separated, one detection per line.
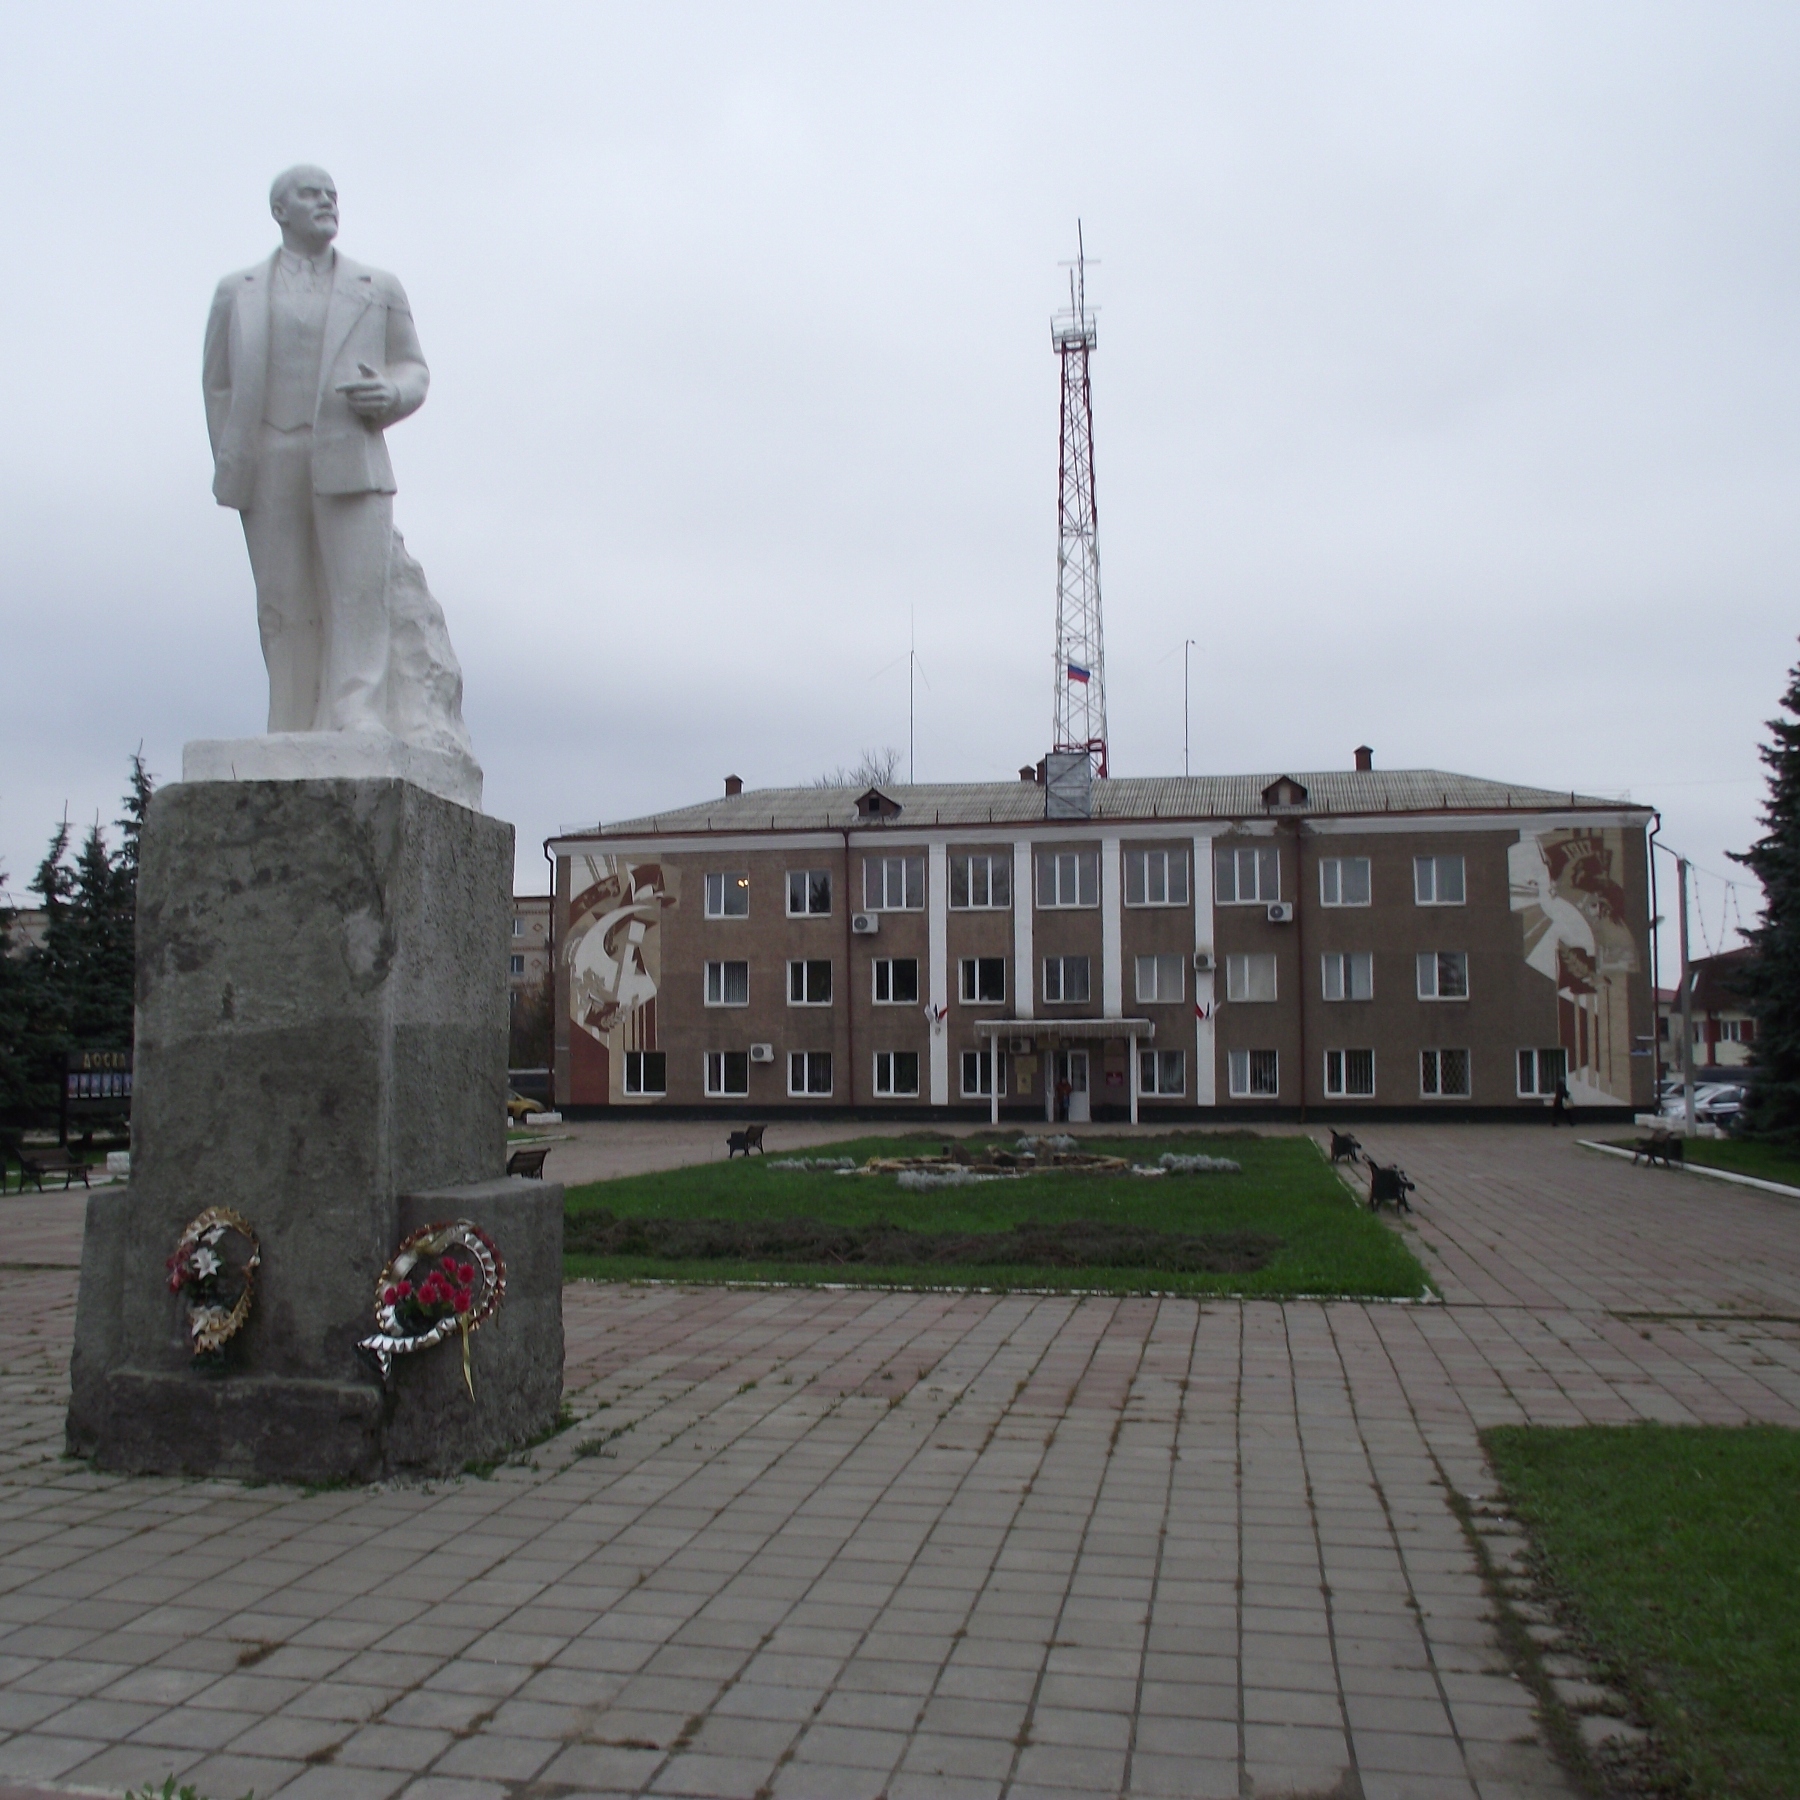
165 1208 261 1358
358 1220 505 1398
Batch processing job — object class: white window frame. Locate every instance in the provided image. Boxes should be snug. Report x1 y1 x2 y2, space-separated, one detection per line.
704 871 750 918
509 954 525 976
1134 953 1184 1005
864 855 925 911
1318 857 1371 907
1414 855 1466 906
1517 1047 1568 1097
786 869 832 917
788 1050 833 1097
1416 951 1469 1001
704 1051 748 1097
1420 1048 1471 1098
1123 849 1190 908
1323 1048 1375 1098
787 959 833 1006
1227 1048 1279 1098
1036 849 1100 909
511 917 524 937
960 1049 1010 1097
949 854 1012 910
959 957 1006 1005
873 1050 920 1097
1215 845 1280 905
623 1050 666 1096
1138 1049 1186 1096
1321 952 1374 1001
871 957 919 1004
704 961 749 1007
1225 953 1278 1003
1043 955 1091 1005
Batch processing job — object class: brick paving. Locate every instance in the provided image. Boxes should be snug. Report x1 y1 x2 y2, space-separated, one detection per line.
0 1128 1792 1799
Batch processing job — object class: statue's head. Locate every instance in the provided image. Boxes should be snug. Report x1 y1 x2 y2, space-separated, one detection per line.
269 165 338 249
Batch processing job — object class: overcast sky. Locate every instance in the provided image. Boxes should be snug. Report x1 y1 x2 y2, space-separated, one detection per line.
2 3 1790 969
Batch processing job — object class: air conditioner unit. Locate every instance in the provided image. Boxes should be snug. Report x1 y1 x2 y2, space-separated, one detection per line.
1266 902 1295 924
1008 1037 1033 1055
851 911 880 935
1192 950 1215 972
748 1043 775 1063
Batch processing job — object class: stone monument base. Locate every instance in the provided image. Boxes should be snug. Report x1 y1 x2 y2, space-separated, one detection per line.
183 730 482 813
71 1177 563 1483
64 773 562 1483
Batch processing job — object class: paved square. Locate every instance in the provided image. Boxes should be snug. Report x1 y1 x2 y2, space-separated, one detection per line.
0 1127 1796 1798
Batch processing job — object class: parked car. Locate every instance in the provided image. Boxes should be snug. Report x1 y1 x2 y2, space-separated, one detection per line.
1657 1082 1729 1121
506 1090 539 1124
1695 1084 1747 1130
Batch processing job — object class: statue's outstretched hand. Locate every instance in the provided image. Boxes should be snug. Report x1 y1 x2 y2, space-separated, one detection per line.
336 361 400 420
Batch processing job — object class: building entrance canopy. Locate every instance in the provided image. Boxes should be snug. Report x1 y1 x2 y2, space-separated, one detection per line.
968 1018 1157 1124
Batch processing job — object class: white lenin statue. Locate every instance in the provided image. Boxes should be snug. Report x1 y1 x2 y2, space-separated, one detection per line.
192 165 481 810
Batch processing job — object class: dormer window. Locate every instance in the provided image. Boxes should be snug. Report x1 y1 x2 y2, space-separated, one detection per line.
856 787 902 819
1262 776 1309 809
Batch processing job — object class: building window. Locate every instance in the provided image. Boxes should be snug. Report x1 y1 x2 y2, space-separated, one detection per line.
788 1051 833 1096
1517 1047 1568 1097
1421 1048 1470 1096
705 871 750 918
960 957 1006 1004
1036 849 1099 908
960 1049 1009 1096
512 917 524 937
1215 845 1279 905
1324 1049 1375 1097
509 954 525 976
950 854 1012 909
1043 955 1091 1004
1124 849 1189 907
705 1051 749 1097
1417 952 1469 1000
1319 857 1371 907
864 855 924 911
1225 953 1278 1003
1321 952 1373 1001
872 958 919 1004
705 961 749 1006
1134 953 1184 1004
874 1051 920 1097
1414 855 1466 906
1227 1048 1279 1098
1718 1019 1750 1043
1139 1050 1186 1096
788 960 832 1005
787 869 832 916
623 1051 666 1096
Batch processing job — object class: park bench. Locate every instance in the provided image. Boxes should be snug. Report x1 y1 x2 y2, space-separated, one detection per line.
1366 1160 1415 1214
727 1124 767 1159
1631 1131 1682 1170
506 1145 552 1179
1328 1129 1363 1164
14 1146 92 1193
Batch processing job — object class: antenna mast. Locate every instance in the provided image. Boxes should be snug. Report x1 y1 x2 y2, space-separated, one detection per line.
1051 222 1108 778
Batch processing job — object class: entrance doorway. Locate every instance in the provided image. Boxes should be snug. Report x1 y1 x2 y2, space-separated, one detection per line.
1050 1049 1090 1124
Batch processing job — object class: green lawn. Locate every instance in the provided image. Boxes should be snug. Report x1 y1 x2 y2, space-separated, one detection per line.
1484 1424 1800 1800
1683 1137 1800 1189
562 1132 1429 1297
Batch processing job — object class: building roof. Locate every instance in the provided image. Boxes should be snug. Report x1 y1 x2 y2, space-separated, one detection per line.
562 769 1641 841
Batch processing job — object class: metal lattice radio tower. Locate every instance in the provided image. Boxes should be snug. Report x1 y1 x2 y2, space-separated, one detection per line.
1051 223 1108 778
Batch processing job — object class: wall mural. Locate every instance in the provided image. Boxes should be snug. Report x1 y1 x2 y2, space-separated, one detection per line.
563 854 677 1105
1508 828 1638 1105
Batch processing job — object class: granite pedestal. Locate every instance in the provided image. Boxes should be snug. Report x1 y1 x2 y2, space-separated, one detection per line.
66 776 564 1482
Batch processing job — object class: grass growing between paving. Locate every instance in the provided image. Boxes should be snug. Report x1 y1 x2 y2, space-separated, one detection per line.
1485 1423 1800 1800
563 1132 1429 1296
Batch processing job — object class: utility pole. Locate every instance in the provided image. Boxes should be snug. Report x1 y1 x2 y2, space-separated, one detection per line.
1678 856 1696 1135
1183 638 1195 777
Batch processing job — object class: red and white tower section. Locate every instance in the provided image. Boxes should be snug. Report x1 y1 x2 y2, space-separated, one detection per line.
1051 228 1108 778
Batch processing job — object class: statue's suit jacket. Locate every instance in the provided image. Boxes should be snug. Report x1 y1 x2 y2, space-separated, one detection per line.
203 250 429 512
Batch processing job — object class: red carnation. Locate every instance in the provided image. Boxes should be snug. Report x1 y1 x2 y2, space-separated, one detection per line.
454 1291 471 1314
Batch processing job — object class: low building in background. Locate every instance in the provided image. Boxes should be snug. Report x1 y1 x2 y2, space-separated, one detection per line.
546 755 1656 1121
1657 947 1756 1076
509 894 551 1012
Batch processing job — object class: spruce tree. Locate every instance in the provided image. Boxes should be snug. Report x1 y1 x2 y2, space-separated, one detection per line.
1731 644 1800 1142
0 878 30 1128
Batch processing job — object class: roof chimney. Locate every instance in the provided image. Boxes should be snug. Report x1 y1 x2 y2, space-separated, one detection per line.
1353 745 1373 772
724 774 743 797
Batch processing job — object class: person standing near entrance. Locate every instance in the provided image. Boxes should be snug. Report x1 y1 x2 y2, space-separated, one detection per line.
1055 1075 1073 1124
1551 1074 1572 1126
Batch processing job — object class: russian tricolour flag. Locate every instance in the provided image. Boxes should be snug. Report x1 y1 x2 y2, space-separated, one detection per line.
1066 661 1091 684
